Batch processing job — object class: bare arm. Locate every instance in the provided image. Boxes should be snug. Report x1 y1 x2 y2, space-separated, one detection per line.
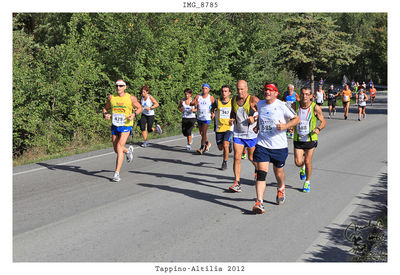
313 104 326 134
102 94 113 120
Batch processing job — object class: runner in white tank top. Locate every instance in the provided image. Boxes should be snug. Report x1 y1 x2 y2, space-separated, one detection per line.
356 87 368 121
178 88 197 150
139 85 162 147
190 84 215 154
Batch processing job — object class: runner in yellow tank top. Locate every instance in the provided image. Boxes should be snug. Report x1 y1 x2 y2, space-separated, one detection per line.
103 79 142 182
211 85 233 170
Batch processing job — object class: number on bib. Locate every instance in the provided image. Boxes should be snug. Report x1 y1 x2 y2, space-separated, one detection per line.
112 113 126 126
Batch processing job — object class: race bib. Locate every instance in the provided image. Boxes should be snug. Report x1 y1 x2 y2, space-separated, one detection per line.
297 121 310 137
198 109 208 119
260 118 275 133
219 107 231 119
112 113 126 126
344 95 349 101
183 106 192 116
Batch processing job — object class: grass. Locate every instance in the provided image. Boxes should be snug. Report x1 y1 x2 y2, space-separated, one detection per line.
13 122 200 167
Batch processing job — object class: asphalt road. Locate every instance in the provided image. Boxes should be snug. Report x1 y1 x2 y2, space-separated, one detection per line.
13 93 387 262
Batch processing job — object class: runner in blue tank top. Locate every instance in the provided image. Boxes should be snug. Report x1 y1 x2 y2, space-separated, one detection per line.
283 84 300 139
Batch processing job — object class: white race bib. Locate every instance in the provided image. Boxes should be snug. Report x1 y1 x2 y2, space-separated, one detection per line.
344 95 349 101
297 121 310 137
112 113 126 126
219 107 231 119
260 118 275 133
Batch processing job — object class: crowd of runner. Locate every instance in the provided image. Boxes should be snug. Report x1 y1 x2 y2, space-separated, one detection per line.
102 78 378 213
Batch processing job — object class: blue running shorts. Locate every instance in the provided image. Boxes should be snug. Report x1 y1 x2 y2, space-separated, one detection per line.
233 137 257 148
111 125 132 136
216 131 233 145
253 144 288 168
197 120 211 126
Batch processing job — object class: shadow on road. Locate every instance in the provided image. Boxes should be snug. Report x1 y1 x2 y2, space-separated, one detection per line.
301 171 387 262
137 181 254 214
138 156 216 169
36 162 113 180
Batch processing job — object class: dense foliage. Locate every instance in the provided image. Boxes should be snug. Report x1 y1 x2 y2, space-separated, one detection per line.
13 13 387 158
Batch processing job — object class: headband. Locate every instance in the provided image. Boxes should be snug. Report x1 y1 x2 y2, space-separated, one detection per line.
264 84 278 92
115 80 126 86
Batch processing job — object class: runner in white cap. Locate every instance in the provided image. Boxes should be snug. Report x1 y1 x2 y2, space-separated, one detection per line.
103 79 142 182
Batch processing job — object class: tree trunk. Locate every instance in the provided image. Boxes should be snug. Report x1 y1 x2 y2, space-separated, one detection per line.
310 62 315 95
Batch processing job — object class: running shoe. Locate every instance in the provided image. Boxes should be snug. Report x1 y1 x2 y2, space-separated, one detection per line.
141 141 149 147
276 188 286 205
328 115 331 119
358 117 361 121
241 153 247 159
221 160 228 170
333 110 336 116
156 124 162 134
229 181 242 192
303 181 310 193
300 167 306 180
363 114 366 119
126 145 134 163
205 141 212 152
186 144 191 151
197 148 204 155
112 172 121 182
252 200 265 214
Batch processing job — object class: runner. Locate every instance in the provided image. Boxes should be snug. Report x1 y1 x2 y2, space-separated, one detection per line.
102 79 143 182
293 87 326 193
283 84 300 138
139 85 162 147
327 84 339 119
356 87 369 121
341 84 352 120
191 84 215 154
229 80 259 192
211 85 233 170
252 82 299 213
178 88 197 150
314 85 326 107
369 84 377 106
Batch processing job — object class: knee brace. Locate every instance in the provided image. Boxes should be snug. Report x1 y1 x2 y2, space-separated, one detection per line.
256 170 267 181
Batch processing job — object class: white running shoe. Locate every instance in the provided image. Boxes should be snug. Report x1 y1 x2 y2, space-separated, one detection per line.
141 141 148 147
112 172 120 182
126 145 134 163
156 124 162 134
186 145 191 151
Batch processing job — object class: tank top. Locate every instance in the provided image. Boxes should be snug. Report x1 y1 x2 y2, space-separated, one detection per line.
342 90 352 102
197 94 212 121
182 99 196 119
294 102 318 142
215 99 233 132
358 93 367 107
327 89 336 100
110 93 133 127
232 95 257 139
284 91 297 105
316 91 324 104
141 95 154 116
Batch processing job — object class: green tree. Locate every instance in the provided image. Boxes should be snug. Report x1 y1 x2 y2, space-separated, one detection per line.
277 13 361 93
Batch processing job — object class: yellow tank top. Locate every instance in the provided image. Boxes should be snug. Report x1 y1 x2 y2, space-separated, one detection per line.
110 93 133 127
215 98 232 132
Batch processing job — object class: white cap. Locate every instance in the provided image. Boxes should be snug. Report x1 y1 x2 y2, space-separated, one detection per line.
115 80 126 86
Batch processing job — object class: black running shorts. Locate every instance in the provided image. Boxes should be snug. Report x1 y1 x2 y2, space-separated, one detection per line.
293 140 318 150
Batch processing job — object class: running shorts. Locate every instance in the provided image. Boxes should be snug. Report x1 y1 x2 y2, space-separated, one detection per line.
139 114 155 132
182 118 196 137
233 137 257 148
328 99 336 107
293 141 318 150
197 120 211 126
253 144 288 168
316 102 323 106
111 125 133 136
216 131 233 145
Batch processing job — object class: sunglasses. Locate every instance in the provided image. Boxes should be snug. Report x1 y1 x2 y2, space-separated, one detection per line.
116 85 125 88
